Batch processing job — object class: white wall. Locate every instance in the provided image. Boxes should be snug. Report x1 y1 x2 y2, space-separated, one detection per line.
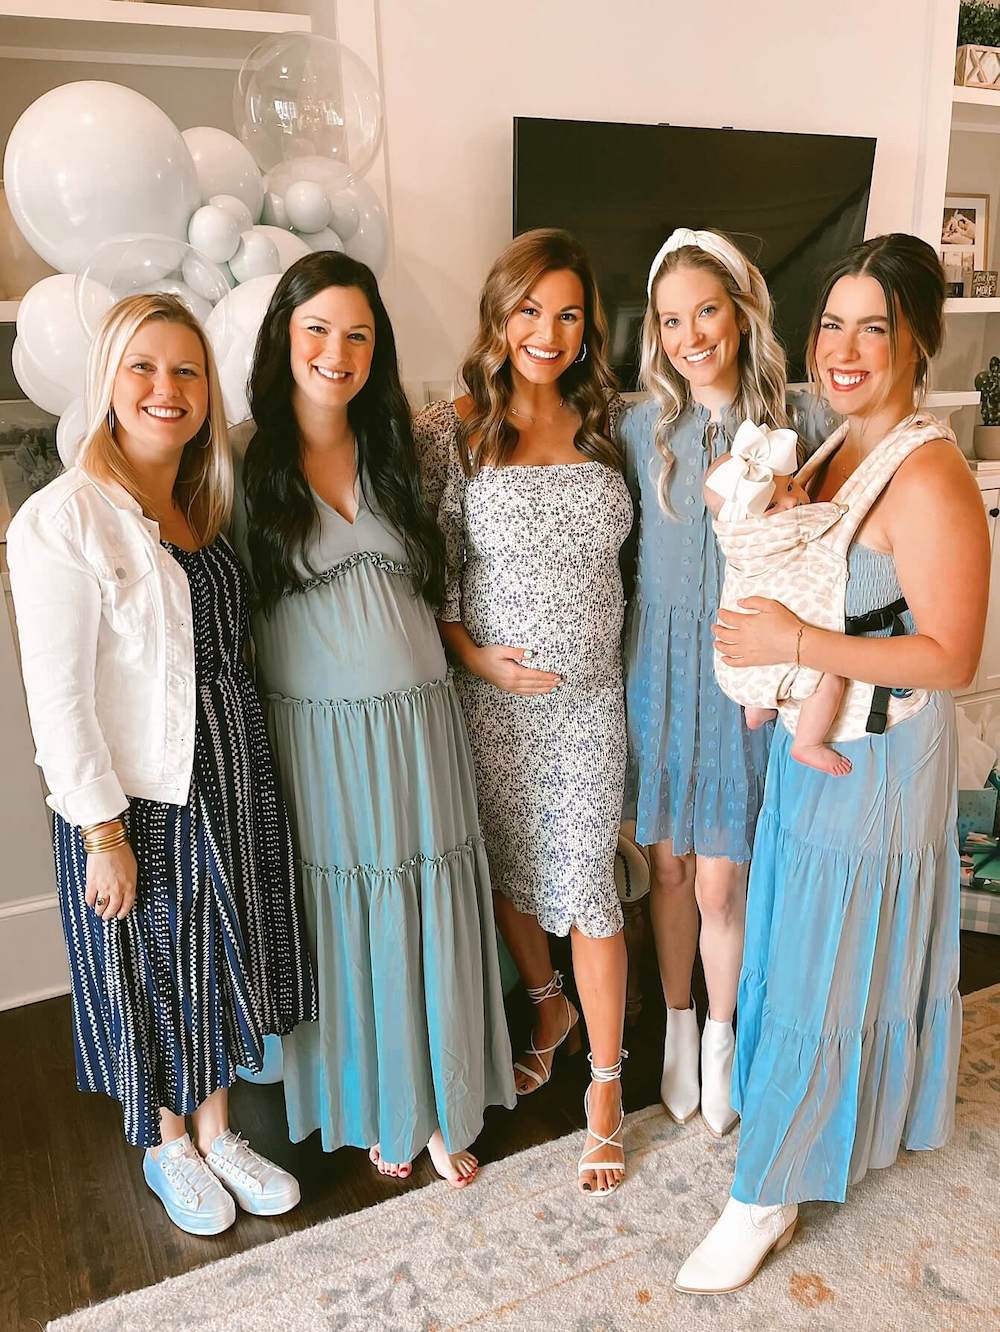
362 0 948 394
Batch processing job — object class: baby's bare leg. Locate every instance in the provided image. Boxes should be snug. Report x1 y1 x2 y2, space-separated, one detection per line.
744 706 777 731
790 674 852 777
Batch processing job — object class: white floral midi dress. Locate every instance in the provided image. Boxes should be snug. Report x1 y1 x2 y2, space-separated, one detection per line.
415 399 633 939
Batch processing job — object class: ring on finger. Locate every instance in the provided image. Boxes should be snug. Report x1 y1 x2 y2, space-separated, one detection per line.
95 895 109 909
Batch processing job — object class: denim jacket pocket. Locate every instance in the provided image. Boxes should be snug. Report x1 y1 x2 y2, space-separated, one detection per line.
97 544 155 637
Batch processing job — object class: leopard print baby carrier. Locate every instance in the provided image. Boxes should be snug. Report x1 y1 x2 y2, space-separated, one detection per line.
712 412 956 743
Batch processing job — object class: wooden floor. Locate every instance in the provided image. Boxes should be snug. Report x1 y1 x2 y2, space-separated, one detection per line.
2 927 998 1331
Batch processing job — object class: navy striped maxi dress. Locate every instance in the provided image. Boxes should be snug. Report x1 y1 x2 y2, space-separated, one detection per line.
53 537 317 1147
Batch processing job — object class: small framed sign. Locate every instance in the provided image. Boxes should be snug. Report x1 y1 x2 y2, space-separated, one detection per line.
942 193 990 272
972 269 999 298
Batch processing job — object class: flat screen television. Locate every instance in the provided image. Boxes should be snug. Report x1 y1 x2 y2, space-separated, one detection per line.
513 117 876 386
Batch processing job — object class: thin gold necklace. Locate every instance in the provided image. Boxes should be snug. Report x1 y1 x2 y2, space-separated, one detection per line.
509 397 566 426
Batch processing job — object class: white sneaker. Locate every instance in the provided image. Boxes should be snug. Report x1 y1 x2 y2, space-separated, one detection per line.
204 1131 301 1216
661 1003 700 1123
700 1018 739 1137
674 1196 798 1294
143 1133 236 1236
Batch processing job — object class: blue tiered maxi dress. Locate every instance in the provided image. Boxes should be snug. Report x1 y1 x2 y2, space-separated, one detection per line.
619 394 837 860
233 470 515 1164
732 544 962 1205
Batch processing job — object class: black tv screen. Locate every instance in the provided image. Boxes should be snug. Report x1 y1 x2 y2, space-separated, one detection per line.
513 117 876 386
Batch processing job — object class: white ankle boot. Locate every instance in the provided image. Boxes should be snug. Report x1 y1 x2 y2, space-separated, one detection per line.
674 1196 798 1294
660 1004 700 1123
700 1017 738 1137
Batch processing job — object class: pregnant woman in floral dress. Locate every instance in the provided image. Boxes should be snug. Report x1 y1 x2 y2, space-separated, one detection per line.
417 229 632 1197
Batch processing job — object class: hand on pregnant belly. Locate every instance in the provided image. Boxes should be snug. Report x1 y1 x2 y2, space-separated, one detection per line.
471 644 562 695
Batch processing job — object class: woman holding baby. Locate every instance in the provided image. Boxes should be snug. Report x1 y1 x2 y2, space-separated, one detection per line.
667 233 988 1293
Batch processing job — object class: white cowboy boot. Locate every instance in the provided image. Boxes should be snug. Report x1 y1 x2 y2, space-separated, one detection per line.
660 1003 700 1124
674 1196 798 1294
700 1017 739 1137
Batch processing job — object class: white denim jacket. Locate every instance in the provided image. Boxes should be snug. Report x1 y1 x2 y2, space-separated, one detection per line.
7 467 197 825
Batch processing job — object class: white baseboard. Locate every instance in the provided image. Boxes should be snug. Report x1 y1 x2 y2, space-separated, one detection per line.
0 892 70 1011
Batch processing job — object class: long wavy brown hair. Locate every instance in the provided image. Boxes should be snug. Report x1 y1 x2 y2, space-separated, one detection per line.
458 228 619 474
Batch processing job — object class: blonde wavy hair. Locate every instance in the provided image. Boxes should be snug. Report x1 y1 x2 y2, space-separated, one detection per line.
459 228 620 475
78 293 232 545
639 233 788 516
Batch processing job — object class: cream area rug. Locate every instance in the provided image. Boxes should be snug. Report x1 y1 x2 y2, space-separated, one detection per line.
51 986 1000 1332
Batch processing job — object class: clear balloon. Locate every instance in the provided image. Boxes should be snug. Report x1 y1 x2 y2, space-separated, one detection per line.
234 34 383 178
187 205 240 264
284 180 332 234
12 336 74 416
204 274 282 425
254 225 313 272
75 235 231 336
16 274 101 405
297 227 345 254
181 126 264 222
3 82 200 273
56 396 88 468
229 229 281 284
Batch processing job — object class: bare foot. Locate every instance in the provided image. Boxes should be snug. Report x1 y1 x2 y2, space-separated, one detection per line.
579 1080 625 1197
791 742 852 776
514 994 580 1095
745 706 777 731
427 1129 478 1189
368 1144 412 1179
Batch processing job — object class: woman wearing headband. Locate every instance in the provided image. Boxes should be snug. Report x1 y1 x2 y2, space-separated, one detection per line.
620 229 833 1137
416 229 632 1198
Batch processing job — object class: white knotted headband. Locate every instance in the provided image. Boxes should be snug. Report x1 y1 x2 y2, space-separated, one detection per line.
704 419 799 523
646 227 752 297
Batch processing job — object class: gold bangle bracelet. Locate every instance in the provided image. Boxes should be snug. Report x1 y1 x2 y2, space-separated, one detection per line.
83 830 128 854
81 817 126 837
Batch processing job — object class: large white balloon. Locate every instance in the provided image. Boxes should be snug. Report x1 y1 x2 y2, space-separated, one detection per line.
16 274 100 402
254 225 312 272
3 82 200 273
182 127 264 221
204 274 281 425
234 34 383 177
56 396 88 468
229 229 281 284
12 337 74 416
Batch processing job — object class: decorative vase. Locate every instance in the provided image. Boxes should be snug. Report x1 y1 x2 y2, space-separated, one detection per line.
956 44 1000 88
974 425 1000 460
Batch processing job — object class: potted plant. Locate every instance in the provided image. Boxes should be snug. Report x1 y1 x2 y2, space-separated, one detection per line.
974 355 1000 458
956 1 1000 88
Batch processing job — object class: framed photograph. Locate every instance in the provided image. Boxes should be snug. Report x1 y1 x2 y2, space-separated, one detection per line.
0 400 61 540
941 193 990 271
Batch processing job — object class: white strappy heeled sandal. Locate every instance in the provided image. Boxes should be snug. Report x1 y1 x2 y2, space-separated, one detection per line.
513 970 582 1095
578 1050 628 1198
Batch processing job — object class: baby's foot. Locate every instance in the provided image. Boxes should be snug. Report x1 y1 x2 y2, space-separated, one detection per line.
368 1144 412 1179
745 707 777 731
427 1129 478 1189
791 742 852 776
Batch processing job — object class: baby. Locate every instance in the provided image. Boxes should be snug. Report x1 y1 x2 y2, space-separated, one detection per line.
705 422 851 777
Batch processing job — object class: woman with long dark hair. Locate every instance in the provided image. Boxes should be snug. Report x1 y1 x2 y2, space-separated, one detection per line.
415 229 633 1197
233 251 514 1186
675 234 988 1292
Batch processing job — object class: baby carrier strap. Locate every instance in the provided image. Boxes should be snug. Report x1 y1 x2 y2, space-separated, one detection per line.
844 596 910 734
826 413 956 557
794 420 849 489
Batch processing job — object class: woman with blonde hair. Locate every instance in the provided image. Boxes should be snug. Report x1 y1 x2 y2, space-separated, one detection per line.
620 230 833 1138
7 293 316 1237
416 228 633 1197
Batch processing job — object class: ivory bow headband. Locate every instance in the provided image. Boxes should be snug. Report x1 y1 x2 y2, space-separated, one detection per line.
704 419 799 524
646 228 752 297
